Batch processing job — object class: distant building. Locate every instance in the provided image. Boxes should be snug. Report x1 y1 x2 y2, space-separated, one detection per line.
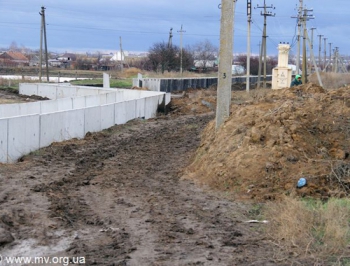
0 51 29 67
194 60 217 68
232 65 245 75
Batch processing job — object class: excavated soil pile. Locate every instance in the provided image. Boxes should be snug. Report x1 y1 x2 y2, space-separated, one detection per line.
184 84 350 201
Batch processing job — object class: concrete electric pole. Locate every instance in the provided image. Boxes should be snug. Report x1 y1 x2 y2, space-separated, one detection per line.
256 0 275 89
296 0 303 75
39 6 49 82
168 28 173 48
216 0 236 130
309 27 316 73
178 25 186 75
301 8 313 84
328 42 332 72
246 0 252 92
323 37 327 71
317 34 323 70
119 36 124 71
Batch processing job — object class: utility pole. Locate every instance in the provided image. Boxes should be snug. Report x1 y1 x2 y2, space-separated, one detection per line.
317 34 323 70
334 47 339 73
305 29 323 86
310 28 316 50
168 28 173 48
323 37 327 71
301 7 313 84
302 9 307 84
178 25 186 75
119 36 124 71
39 6 49 82
296 0 303 75
216 0 237 130
328 42 332 72
246 0 252 92
256 0 275 89
309 27 316 73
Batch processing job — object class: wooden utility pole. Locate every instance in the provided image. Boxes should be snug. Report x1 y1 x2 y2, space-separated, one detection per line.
39 6 49 82
178 25 186 75
216 0 236 130
246 0 252 92
256 0 275 89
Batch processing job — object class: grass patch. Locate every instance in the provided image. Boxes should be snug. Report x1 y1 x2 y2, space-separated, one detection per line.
264 196 350 262
70 78 132 88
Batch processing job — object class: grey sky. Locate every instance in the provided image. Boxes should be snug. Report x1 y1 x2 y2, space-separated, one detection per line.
0 0 348 56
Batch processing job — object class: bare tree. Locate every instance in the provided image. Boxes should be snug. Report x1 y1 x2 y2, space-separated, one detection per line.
147 42 193 73
9 41 19 51
236 54 277 75
191 39 218 68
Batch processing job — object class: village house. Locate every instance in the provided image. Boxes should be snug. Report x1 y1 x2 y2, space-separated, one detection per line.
0 51 29 67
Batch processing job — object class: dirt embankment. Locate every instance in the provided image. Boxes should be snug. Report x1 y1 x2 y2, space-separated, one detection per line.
185 84 350 202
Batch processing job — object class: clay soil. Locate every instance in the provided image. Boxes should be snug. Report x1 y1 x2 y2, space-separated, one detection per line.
0 85 349 265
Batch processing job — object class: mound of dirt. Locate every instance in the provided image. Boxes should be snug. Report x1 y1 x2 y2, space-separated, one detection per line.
184 84 350 201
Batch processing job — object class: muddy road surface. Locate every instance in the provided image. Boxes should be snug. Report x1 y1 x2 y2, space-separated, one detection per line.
0 113 278 266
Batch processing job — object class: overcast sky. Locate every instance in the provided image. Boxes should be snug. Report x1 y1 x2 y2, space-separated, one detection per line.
0 0 348 56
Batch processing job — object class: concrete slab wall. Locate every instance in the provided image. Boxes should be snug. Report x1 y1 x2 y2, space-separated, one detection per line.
84 106 101 134
7 115 40 162
101 104 115 129
1 83 166 163
39 109 85 149
133 76 272 92
0 119 8 163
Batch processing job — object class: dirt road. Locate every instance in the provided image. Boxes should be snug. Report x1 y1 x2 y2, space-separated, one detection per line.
0 111 283 266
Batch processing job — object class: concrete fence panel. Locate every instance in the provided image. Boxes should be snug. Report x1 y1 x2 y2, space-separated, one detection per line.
40 109 85 148
136 98 145 118
144 96 159 119
0 119 8 163
19 83 38 96
101 104 115 130
73 97 86 109
84 106 101 134
76 87 99 97
41 100 59 114
7 115 40 163
0 102 41 119
38 84 58 99
57 98 73 112
57 85 77 99
114 101 128 125
106 92 117 104
85 94 100 108
0 104 21 118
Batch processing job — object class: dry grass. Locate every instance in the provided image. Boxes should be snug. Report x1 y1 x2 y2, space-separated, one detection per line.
264 196 350 262
309 72 350 90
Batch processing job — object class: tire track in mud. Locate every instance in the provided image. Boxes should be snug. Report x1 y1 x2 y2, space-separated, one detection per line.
15 114 277 265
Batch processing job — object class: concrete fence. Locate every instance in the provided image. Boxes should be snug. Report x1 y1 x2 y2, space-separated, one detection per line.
133 75 272 92
0 83 169 163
